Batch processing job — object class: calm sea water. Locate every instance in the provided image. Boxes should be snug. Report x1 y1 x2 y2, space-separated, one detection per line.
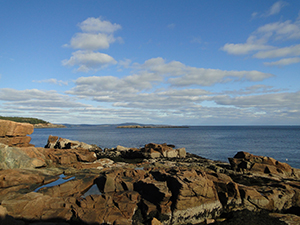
30 125 300 169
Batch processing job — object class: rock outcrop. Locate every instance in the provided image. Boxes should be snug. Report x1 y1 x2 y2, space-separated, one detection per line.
45 135 99 151
98 143 187 160
0 121 300 224
229 151 294 177
1 153 300 224
0 144 46 169
0 119 33 147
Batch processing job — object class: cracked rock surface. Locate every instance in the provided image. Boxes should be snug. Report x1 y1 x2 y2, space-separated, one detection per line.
0 122 299 225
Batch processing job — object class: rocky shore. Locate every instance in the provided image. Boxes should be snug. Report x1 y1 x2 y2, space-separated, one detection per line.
0 119 300 225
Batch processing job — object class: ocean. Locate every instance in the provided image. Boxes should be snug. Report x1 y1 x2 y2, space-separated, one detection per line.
30 125 300 169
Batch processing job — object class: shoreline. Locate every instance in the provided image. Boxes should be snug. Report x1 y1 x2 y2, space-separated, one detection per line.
117 125 189 128
1 119 300 224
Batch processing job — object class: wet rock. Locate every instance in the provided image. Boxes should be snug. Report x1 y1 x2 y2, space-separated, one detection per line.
37 173 98 198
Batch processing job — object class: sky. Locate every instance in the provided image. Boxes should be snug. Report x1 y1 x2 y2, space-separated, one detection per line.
1 0 300 125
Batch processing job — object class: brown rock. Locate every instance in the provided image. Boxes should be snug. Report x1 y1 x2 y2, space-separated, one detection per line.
270 213 300 225
0 120 33 147
229 151 294 177
39 147 97 166
0 136 32 147
45 135 97 151
151 217 162 225
0 119 33 137
76 191 140 225
0 144 46 169
1 192 73 221
37 174 98 197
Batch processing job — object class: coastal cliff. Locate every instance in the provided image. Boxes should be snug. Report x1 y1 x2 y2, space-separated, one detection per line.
0 120 299 225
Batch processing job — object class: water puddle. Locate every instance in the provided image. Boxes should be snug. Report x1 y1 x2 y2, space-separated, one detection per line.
34 174 75 192
81 184 102 198
135 167 144 170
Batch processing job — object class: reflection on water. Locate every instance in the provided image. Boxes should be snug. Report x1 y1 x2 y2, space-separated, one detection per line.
81 184 102 198
34 174 75 192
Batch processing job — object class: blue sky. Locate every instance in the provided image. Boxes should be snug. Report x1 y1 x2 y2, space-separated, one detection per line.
1 0 300 125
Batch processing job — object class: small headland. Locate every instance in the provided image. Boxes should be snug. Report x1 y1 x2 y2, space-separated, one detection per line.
0 116 65 128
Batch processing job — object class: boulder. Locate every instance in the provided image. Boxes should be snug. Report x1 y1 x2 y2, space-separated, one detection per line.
0 119 33 137
99 143 186 160
0 144 46 169
44 135 99 151
229 151 294 177
0 119 33 147
39 147 97 166
141 143 187 159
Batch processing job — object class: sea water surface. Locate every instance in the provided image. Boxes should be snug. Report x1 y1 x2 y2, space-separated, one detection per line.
30 125 300 168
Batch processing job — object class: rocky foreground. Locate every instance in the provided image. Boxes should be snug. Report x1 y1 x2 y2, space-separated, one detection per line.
0 119 300 225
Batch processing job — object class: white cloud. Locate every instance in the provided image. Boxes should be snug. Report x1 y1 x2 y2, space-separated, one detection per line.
257 20 300 40
252 1 288 18
62 50 117 72
222 11 300 66
66 58 275 114
67 33 118 50
136 57 273 87
265 1 287 17
222 85 282 95
118 58 132 69
63 17 122 72
221 35 275 55
78 17 122 33
33 79 68 86
169 69 274 87
0 88 62 101
214 92 300 114
264 57 300 66
0 88 88 108
254 44 300 59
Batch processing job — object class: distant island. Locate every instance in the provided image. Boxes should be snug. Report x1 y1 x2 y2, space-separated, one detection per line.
117 125 189 128
0 116 66 128
33 123 66 128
